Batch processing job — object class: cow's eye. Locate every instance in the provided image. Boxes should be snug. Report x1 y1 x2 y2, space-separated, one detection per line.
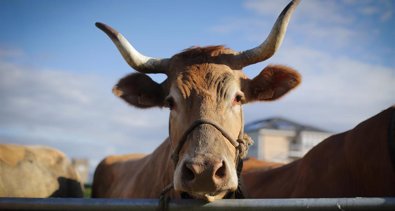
233 94 244 105
165 97 176 110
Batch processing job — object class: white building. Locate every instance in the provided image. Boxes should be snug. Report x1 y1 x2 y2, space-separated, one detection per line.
71 158 89 184
245 117 333 163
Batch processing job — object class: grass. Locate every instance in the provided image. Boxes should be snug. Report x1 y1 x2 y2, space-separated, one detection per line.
84 184 92 198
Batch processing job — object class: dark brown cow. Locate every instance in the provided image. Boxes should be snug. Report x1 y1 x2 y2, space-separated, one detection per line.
242 106 395 198
93 0 301 201
0 144 83 197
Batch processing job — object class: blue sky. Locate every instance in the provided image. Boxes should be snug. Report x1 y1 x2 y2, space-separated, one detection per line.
1 0 394 178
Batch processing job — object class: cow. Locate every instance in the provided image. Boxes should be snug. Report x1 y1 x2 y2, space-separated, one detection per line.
242 157 283 172
0 144 84 197
92 0 301 201
92 154 281 199
242 105 395 198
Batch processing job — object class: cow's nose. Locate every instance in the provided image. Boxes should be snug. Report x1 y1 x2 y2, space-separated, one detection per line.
181 159 228 191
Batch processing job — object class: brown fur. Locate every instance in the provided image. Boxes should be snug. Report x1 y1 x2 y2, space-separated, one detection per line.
92 152 283 198
93 45 301 200
242 157 283 172
242 106 395 198
243 65 301 102
0 144 83 197
172 46 238 68
92 140 176 198
116 73 165 108
177 46 233 59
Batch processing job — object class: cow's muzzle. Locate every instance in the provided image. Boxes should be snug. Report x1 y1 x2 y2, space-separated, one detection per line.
168 115 252 201
178 154 236 201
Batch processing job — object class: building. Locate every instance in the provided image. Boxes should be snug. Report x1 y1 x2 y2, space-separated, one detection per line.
71 158 89 184
245 117 333 163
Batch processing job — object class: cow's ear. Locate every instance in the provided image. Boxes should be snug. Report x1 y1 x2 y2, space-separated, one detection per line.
113 73 165 108
242 65 301 102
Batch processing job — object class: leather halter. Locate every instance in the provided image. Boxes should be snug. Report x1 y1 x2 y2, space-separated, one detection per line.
169 107 251 168
160 108 252 201
171 118 246 166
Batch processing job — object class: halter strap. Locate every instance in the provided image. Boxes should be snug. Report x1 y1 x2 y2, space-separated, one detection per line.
171 118 243 165
170 108 250 164
159 108 252 210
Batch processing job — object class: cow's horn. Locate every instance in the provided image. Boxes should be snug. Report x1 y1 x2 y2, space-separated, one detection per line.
236 0 300 67
96 22 169 74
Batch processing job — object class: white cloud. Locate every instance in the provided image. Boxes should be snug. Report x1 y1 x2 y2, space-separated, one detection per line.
244 0 354 25
1 0 394 180
1 40 394 182
0 59 169 175
215 0 394 60
211 17 263 34
380 10 393 21
209 0 394 133
360 5 380 15
212 0 360 55
243 45 395 132
346 0 393 22
243 0 289 17
0 48 24 58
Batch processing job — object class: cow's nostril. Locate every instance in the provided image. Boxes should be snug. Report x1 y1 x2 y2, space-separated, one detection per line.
182 163 195 182
214 161 226 179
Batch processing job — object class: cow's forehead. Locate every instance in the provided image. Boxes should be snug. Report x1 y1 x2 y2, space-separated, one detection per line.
169 63 241 102
168 46 240 72
172 46 238 60
165 46 247 102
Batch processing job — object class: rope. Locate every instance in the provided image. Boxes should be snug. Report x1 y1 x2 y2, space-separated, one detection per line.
157 183 173 211
159 108 253 210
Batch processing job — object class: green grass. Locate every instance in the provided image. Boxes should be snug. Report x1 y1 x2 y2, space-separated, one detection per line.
84 184 92 198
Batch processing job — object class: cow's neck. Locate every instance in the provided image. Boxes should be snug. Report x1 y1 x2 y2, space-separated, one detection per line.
140 138 178 198
241 160 299 198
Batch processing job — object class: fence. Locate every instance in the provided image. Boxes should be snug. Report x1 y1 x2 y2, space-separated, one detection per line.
1 197 395 211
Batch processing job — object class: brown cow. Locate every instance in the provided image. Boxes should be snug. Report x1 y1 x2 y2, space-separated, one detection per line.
92 154 280 199
0 144 83 197
92 0 301 201
242 157 283 172
242 105 395 198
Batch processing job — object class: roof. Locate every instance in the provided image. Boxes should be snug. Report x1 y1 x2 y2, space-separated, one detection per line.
244 117 329 133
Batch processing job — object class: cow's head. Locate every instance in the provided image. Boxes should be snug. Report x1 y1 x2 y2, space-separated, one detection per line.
97 0 300 202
